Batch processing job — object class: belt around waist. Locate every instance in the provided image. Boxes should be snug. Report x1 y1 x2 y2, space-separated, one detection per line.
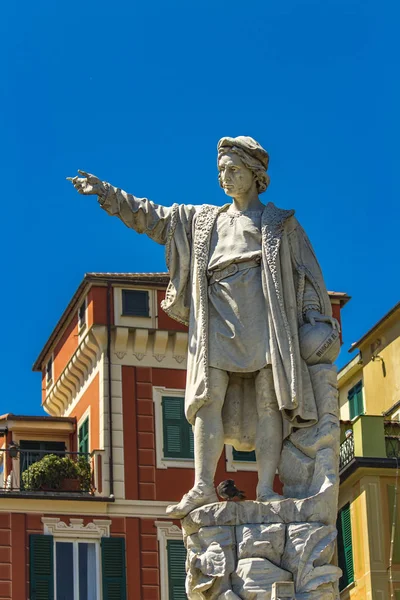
208 258 261 285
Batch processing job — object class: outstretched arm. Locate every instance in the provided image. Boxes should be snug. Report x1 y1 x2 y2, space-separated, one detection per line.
67 170 174 245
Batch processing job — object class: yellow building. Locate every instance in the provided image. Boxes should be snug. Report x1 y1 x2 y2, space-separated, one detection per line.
337 302 400 600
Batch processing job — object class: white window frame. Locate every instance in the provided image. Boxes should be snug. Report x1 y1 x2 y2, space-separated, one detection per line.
54 538 101 600
78 407 91 455
42 518 111 600
155 521 184 600
225 444 257 473
114 286 156 329
153 386 194 469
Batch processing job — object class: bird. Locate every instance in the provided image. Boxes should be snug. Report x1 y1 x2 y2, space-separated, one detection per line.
217 479 246 501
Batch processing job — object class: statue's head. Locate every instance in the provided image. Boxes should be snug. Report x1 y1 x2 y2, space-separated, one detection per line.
217 136 270 197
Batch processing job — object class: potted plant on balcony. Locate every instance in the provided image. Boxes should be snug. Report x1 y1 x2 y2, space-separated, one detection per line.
21 454 91 493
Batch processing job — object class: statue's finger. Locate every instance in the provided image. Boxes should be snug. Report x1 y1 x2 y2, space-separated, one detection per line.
78 169 92 178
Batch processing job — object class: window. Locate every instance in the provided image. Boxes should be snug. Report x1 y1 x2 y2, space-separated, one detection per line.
337 504 354 591
79 418 89 455
29 534 126 600
122 289 150 317
56 541 98 599
46 357 53 383
78 299 87 330
348 381 363 420
232 449 256 462
162 396 194 459
167 539 187 599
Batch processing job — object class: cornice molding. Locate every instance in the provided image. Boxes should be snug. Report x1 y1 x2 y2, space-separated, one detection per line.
42 517 111 538
43 326 106 416
155 520 182 540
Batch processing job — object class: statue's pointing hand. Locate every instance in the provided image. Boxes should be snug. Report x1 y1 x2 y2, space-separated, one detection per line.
66 170 107 196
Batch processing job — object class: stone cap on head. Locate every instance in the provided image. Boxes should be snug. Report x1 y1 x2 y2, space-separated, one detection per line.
218 136 269 171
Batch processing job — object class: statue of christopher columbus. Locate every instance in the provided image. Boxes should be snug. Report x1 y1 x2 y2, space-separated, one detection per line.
68 136 339 518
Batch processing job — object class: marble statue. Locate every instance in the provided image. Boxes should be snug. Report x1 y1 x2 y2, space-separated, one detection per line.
68 136 342 599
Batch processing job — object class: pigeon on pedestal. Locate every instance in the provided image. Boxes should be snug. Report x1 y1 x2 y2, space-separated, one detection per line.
217 479 246 501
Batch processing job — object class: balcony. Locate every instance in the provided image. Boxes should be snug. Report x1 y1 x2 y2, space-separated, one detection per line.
384 421 400 459
0 447 107 499
339 417 400 475
339 432 355 471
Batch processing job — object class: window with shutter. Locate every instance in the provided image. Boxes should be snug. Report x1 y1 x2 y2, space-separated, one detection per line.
122 289 150 317
232 449 256 462
79 417 90 455
101 537 127 600
162 396 194 459
167 539 187 599
337 504 354 591
30 534 54 600
78 300 87 330
46 358 53 383
348 381 363 420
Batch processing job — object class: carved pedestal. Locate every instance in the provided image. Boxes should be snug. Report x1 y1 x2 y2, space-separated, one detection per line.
181 493 340 600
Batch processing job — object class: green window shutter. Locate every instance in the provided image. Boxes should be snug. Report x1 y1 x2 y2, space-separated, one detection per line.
101 537 127 600
348 381 363 420
167 540 187 599
29 534 54 600
337 504 354 591
387 485 400 563
232 448 256 462
355 381 364 417
162 397 194 459
79 417 89 454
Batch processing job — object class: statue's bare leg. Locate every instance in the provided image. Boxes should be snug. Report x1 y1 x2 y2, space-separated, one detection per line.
254 366 284 501
194 367 229 492
166 367 229 518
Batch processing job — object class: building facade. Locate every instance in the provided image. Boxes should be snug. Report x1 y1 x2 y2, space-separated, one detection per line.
0 273 349 599
337 302 400 600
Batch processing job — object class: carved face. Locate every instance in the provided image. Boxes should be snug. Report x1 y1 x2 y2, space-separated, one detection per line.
218 152 254 198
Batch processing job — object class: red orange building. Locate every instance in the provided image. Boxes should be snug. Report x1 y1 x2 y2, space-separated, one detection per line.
0 273 349 599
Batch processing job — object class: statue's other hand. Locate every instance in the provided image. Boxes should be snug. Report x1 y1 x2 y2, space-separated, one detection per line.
66 170 106 196
304 310 341 333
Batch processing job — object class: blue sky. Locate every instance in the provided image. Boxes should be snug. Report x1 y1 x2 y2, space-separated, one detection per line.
1 0 399 416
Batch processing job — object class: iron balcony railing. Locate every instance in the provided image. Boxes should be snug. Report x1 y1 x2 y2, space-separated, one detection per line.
0 448 94 495
339 433 355 471
384 422 400 459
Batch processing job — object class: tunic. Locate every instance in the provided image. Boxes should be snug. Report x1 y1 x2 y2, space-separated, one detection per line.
207 210 270 372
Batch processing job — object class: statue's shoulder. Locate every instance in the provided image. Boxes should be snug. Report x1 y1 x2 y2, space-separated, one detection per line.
193 202 227 222
263 202 296 231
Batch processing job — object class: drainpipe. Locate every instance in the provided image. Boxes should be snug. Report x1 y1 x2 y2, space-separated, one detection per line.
107 282 114 497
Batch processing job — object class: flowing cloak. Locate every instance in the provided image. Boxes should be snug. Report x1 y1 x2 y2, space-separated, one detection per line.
99 186 332 447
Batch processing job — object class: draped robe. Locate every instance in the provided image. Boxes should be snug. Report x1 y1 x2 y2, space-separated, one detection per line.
100 186 332 449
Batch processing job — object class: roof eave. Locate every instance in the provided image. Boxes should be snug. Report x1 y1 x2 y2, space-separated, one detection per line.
348 301 400 353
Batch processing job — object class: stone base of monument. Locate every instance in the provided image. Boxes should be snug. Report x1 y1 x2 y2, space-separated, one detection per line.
181 490 341 600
